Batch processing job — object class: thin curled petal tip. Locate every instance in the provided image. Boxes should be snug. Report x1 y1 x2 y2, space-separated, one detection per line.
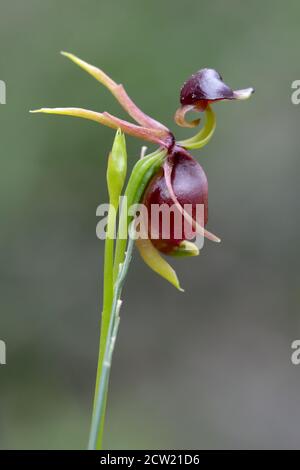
174 105 201 128
177 105 216 149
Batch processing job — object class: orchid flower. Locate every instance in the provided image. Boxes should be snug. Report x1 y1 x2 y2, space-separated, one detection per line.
31 53 253 449
31 52 253 290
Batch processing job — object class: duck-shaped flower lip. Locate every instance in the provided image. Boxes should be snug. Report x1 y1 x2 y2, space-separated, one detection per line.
175 68 254 127
180 68 254 105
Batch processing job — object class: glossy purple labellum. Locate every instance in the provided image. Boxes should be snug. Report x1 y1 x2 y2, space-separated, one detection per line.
180 68 254 110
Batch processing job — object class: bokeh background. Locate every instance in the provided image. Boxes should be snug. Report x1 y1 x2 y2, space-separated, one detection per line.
1 0 300 450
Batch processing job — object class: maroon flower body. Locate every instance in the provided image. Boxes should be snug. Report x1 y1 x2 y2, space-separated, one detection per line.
143 148 208 254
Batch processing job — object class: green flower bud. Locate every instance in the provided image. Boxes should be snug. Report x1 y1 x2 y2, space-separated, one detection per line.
107 129 127 205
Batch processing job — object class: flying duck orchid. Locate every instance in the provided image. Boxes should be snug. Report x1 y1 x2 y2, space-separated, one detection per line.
31 52 253 290
31 53 253 449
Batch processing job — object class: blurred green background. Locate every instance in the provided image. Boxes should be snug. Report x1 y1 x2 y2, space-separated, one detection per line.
1 0 300 449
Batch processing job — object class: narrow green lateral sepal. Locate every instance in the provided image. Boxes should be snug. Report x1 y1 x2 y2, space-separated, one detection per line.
136 238 184 291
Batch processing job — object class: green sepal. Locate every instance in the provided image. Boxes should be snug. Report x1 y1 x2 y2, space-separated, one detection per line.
169 240 200 257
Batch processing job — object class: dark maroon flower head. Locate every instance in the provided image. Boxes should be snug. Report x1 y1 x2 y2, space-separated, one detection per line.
180 68 254 111
143 149 208 254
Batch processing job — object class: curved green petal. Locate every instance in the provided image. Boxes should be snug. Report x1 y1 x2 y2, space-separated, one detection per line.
136 238 183 291
177 105 216 150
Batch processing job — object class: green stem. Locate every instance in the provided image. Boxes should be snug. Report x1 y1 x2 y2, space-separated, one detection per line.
88 236 135 450
95 199 117 402
90 199 117 450
89 148 166 450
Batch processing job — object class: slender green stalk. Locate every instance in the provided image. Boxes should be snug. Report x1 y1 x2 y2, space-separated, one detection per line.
89 148 166 450
93 201 116 411
88 236 135 450
93 130 127 409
